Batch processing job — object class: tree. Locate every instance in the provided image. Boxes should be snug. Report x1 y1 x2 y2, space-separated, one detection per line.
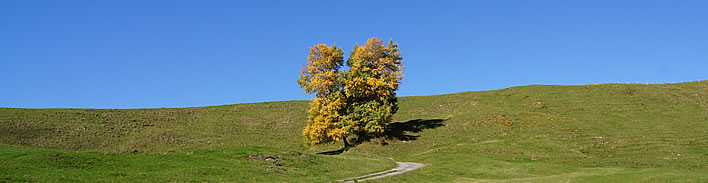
298 37 404 149
298 44 347 145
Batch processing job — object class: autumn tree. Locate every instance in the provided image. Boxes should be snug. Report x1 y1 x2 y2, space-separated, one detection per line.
298 37 404 149
298 44 348 145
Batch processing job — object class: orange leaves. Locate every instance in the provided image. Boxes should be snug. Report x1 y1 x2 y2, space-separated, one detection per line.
303 92 348 145
299 38 404 146
298 44 344 97
327 128 348 141
345 37 403 101
340 38 403 137
299 43 347 145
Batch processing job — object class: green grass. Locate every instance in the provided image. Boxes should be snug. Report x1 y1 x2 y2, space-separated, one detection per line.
0 144 393 182
2 81 707 182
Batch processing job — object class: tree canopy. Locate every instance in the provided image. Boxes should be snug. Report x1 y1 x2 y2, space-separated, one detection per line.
298 37 404 148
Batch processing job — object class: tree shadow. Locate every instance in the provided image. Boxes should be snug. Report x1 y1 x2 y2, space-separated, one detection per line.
317 148 347 155
316 118 446 155
383 118 446 141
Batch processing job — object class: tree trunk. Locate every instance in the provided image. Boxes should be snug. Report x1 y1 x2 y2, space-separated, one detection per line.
343 138 350 151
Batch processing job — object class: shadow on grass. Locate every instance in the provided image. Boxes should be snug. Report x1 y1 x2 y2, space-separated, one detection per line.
317 118 446 155
385 118 446 141
317 148 347 155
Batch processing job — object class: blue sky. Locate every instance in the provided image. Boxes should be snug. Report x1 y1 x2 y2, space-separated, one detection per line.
1 1 707 108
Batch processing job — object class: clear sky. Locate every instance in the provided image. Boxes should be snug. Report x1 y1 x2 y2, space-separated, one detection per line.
1 1 707 108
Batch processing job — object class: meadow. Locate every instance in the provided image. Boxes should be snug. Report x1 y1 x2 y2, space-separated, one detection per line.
1 81 707 182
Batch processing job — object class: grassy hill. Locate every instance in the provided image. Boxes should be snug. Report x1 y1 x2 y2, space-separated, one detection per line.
1 81 707 182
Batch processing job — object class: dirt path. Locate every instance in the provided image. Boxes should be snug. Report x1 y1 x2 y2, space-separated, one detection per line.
337 162 425 182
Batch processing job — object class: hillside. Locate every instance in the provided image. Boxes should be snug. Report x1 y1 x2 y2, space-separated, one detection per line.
1 81 707 182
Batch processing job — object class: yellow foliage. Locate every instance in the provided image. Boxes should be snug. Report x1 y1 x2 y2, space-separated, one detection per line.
302 92 348 144
299 38 404 146
298 44 344 97
346 38 404 100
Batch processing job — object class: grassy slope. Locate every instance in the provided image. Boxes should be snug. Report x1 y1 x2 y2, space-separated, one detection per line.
0 145 391 182
0 101 395 182
1 81 707 182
